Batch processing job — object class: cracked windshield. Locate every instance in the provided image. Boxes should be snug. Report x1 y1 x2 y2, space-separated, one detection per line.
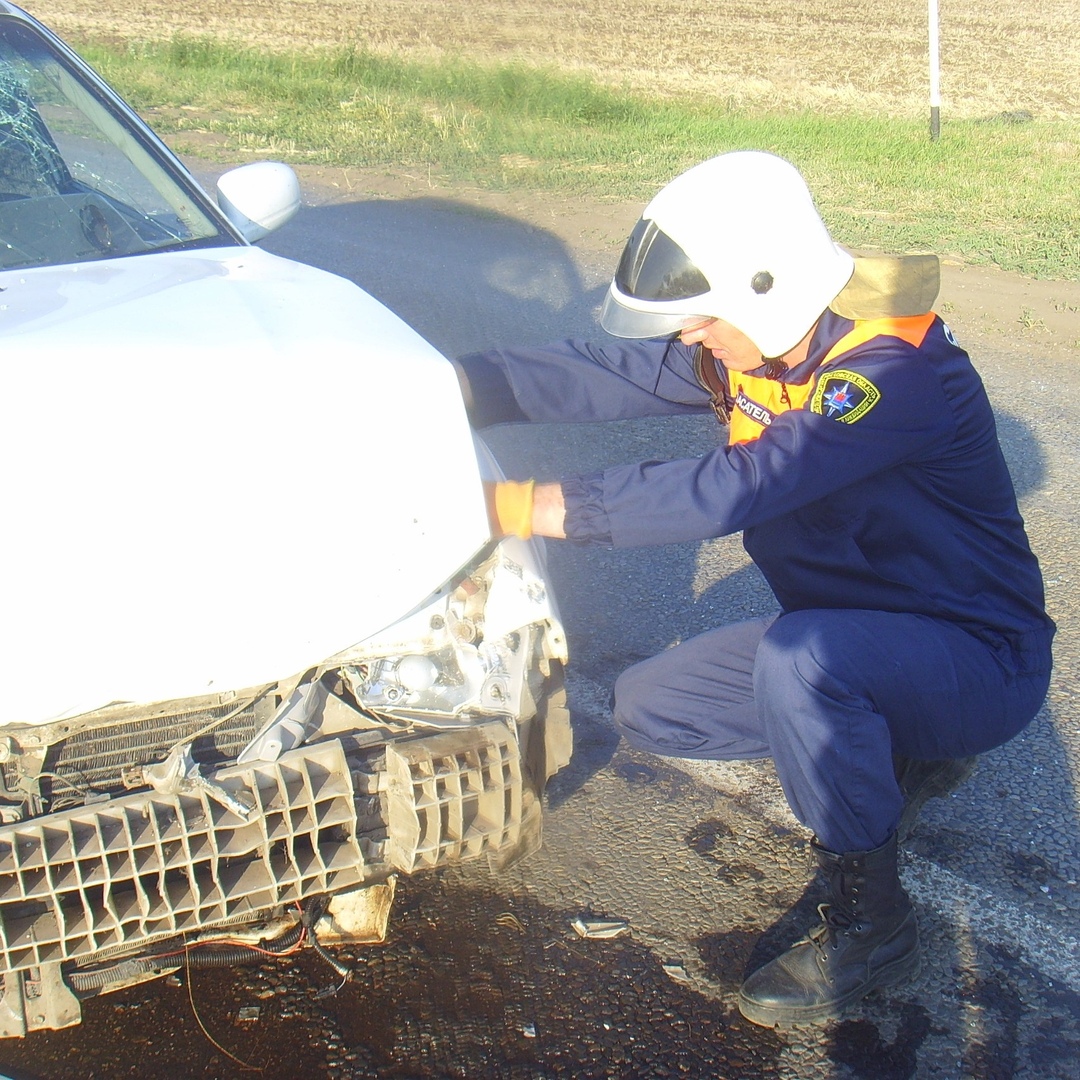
0 19 222 270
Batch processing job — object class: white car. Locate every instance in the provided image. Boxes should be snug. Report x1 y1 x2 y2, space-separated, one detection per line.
0 1 569 1036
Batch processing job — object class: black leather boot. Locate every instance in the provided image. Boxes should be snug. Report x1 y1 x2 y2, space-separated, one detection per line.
737 832 920 1028
894 754 977 842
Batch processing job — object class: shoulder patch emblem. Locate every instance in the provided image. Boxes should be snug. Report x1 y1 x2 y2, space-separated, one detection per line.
810 369 881 424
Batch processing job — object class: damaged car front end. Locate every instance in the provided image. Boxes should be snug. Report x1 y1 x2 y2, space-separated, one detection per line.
0 1 569 1036
0 539 569 1037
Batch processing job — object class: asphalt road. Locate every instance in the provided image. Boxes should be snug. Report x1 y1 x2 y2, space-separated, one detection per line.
3 168 1077 1080
257 169 1080 1076
263 172 1080 1075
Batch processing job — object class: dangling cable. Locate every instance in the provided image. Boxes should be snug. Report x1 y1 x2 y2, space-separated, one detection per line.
301 897 353 994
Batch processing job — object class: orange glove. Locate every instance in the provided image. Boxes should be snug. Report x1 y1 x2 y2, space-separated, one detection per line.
484 480 535 539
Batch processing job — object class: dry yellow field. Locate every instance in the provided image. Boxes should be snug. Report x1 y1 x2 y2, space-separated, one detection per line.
25 0 1080 119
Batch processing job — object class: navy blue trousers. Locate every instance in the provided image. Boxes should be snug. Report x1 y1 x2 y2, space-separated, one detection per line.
612 611 1051 852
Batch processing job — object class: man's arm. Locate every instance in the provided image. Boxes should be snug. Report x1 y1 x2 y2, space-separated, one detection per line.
455 337 713 428
562 345 955 547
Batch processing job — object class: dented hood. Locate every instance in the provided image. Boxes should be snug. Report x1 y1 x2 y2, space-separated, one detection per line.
0 247 491 725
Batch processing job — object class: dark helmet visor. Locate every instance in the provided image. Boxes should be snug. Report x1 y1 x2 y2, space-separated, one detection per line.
614 218 710 301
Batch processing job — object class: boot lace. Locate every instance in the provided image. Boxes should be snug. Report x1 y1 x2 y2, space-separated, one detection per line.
809 902 856 956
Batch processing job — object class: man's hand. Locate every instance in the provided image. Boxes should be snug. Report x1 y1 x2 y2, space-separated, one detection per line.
484 480 566 540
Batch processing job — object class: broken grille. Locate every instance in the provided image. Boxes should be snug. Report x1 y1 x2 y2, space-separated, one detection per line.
0 742 369 973
384 724 540 872
0 720 536 975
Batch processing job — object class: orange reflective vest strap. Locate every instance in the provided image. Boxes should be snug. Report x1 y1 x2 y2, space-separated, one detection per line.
820 313 936 367
727 371 816 445
725 314 937 446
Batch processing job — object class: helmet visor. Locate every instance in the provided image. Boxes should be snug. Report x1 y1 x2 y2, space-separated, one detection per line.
614 218 710 301
599 288 709 339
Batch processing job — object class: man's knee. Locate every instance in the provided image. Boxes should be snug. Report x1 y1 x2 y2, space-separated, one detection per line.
753 610 866 712
611 657 665 743
611 638 769 760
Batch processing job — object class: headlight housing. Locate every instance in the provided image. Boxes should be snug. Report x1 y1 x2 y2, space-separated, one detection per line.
333 539 566 728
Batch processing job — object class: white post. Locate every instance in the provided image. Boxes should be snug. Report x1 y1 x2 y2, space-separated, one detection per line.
928 0 941 139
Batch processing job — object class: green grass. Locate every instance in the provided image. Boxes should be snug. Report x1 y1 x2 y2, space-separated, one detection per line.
79 37 1080 280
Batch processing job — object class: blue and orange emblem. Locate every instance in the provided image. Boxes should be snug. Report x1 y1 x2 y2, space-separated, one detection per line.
810 369 881 424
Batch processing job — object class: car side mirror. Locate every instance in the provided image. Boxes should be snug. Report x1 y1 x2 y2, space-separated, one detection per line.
216 161 301 242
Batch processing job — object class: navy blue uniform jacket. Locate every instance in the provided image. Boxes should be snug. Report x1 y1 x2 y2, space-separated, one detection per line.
458 310 1054 673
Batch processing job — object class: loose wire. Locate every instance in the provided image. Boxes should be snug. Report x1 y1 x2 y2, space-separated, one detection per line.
184 939 264 1073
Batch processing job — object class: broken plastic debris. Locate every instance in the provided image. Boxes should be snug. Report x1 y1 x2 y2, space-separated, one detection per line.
316 879 396 944
571 917 630 940
662 963 691 983
521 1022 537 1038
237 1006 261 1023
143 743 255 821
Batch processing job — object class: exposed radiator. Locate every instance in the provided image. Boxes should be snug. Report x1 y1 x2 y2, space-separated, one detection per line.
52 703 261 791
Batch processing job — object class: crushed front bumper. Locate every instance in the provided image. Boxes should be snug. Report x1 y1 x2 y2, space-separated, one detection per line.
0 674 569 1036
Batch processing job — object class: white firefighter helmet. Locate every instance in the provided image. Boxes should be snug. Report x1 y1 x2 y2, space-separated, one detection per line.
599 151 855 359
